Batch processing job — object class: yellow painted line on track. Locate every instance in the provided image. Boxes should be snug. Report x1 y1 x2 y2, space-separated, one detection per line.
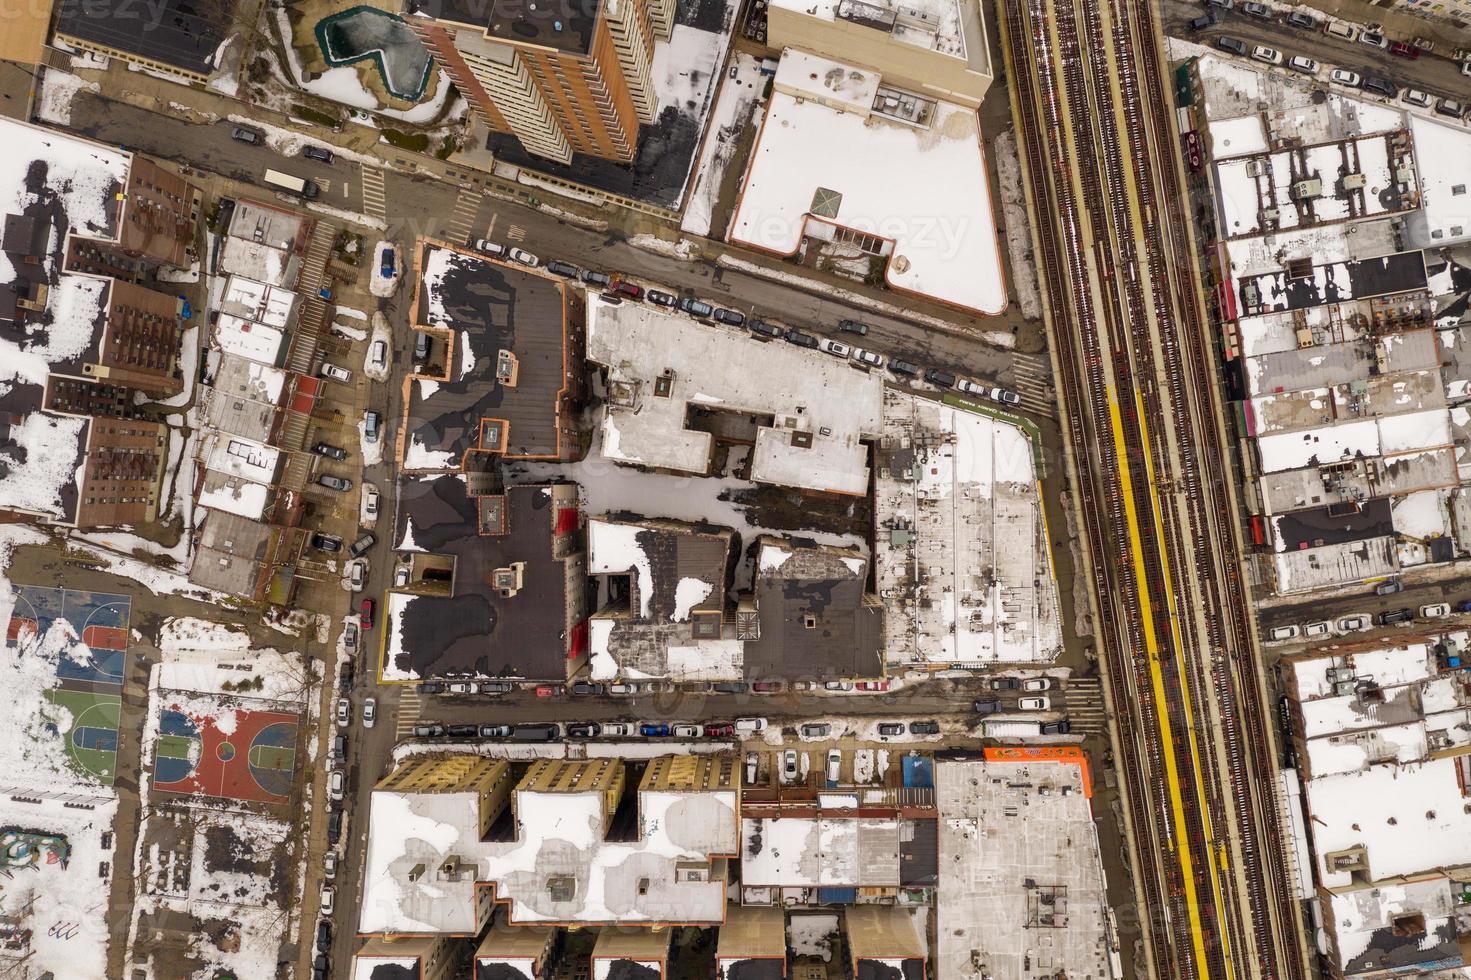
1135 392 1237 980
1106 389 1211 979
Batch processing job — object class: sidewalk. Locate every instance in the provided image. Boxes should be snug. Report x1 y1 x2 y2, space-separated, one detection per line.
1304 0 1470 47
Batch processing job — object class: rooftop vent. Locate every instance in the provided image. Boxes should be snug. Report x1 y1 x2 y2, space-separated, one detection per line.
496 349 519 387
493 562 526 598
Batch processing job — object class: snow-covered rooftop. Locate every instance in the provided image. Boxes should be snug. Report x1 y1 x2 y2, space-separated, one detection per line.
875 389 1060 664
585 294 883 495
202 432 281 485
213 312 286 366
1407 114 1471 248
728 50 1005 315
218 275 297 329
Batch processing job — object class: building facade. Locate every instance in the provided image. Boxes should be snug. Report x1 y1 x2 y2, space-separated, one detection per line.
406 0 667 164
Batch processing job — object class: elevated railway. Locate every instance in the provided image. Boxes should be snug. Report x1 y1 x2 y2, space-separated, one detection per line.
996 2 1313 978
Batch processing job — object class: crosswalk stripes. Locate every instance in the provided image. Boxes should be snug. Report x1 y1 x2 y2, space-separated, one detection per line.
445 187 482 245
360 167 387 221
505 223 526 242
394 693 423 738
1064 676 1109 731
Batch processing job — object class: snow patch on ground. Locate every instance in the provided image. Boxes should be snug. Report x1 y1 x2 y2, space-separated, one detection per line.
629 234 698 259
34 67 99 126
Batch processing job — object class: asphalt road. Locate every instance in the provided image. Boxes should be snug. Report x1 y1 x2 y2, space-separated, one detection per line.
1162 0 1471 102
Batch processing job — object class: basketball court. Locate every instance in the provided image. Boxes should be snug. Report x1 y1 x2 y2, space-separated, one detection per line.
44 689 121 784
151 702 300 806
8 586 130 685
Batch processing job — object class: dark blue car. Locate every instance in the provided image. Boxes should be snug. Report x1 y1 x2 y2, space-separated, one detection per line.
640 723 670 737
381 246 396 279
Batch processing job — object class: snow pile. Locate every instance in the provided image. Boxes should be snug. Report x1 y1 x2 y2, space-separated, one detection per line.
629 234 698 259
364 312 392 381
34 67 99 126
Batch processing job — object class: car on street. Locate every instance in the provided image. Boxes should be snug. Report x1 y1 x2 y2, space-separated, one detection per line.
752 681 784 693
613 280 643 300
329 769 345 801
678 297 714 317
785 330 819 349
231 126 263 144
640 723 671 737
877 722 905 736
851 348 883 369
480 681 515 694
475 239 507 257
412 723 445 737
363 410 382 444
546 260 579 277
342 622 358 652
313 442 347 460
310 532 342 553
1268 625 1301 641
535 684 564 697
319 362 351 383
582 269 612 287
608 682 639 695
320 886 335 915
1287 55 1320 74
447 724 479 738
571 682 605 696
1022 677 1051 692
447 681 474 694
331 734 346 761
1378 608 1415 625
1389 40 1420 58
359 598 375 630
800 722 831 737
713 308 746 326
781 749 799 782
1241 1 1270 18
973 698 1001 714
1286 10 1317 28
349 533 375 558
1018 696 1051 711
368 340 388 373
1374 579 1403 596
1250 45 1282 64
315 920 332 952
318 474 352 492
1463 60 1471 78
1216 35 1247 55
1336 613 1371 633
508 248 539 267
339 662 353 694
362 698 375 728
820 338 851 358
1362 76 1398 98
734 717 767 733
704 723 734 737
1437 98 1467 118
479 725 513 738
603 722 635 737
991 676 1019 690
825 749 842 783
824 680 853 691
889 358 921 377
347 560 366 592
909 720 941 735
1041 720 1072 735
326 810 342 845
672 723 701 738
1325 20 1357 40
1330 68 1363 87
955 378 987 396
923 368 957 388
335 698 350 726
1188 13 1216 30
568 723 602 738
302 144 334 162
1421 603 1451 618
647 289 677 307
1305 620 1332 637
363 485 380 521
1359 29 1388 48
856 680 889 692
838 318 870 335
990 387 1022 405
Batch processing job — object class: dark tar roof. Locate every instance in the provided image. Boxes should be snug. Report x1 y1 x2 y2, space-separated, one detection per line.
485 0 598 54
856 961 925 980
1240 251 1428 314
597 516 729 622
1343 918 1460 976
409 245 569 465
389 476 571 679
1274 496 1393 551
743 540 882 681
722 962 785 980
602 962 661 980
479 964 535 980
55 0 231 77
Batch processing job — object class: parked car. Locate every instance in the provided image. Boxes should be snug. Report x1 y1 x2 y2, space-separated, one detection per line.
1022 677 1051 692
877 722 905 736
310 532 342 553
640 723 671 737
608 682 639 695
1305 620 1332 637
1378 608 1415 625
417 682 443 695
315 920 332 953
855 680 889 692
329 769 345 801
990 387 1022 405
923 368 957 388
570 682 605 696
909 720 941 735
582 269 612 287
475 239 508 257
326 810 342 846
339 662 353 695
1336 613 1371 633
1241 1 1270 18
711 681 748 694
1250 44 1283 64
446 681 474 695
820 338 851 358
1268 625 1301 641
1286 10 1317 28
956 377 988 396
1188 13 1217 30
546 260 579 277
331 735 346 761
646 288 678 307
568 723 602 739
1324 20 1357 40
349 533 375 558
508 248 539 267
991 676 1019 691
312 441 348 461
362 698 375 728
1389 40 1420 58
1436 98 1467 118
363 486 380 521
888 358 920 376
837 318 870 335
368 340 388 374
1040 720 1072 735
335 698 350 726
602 722 635 737
412 723 445 738
414 331 431 362
713 308 746 326
751 681 784 693
363 410 382 443
704 722 734 737
380 246 396 278
678 297 714 317
1019 696 1051 711
479 724 513 738
801 722 831 737
1362 76 1398 98
447 724 479 738
535 684 564 698
1203 0 1232 10
1463 60 1471 78
300 144 335 163
973 698 1001 714
394 564 411 587
347 560 366 592
359 597 375 630
852 348 884 369
1374 579 1403 596
1287 55 1320 74
825 749 842 783
781 749 799 782
672 723 701 738
1330 68 1363 87
785 330 820 349
231 126 264 145
824 680 853 691
734 717 767 734
319 362 351 383
745 752 759 783
613 280 643 300
1215 35 1248 55
318 474 352 492
342 622 358 652
1420 603 1451 618
1359 29 1388 48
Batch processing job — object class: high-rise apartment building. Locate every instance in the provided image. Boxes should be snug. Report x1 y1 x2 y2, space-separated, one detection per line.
407 0 672 165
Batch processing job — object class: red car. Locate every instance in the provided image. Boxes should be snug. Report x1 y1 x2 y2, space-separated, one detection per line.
703 723 735 737
1389 41 1420 58
534 684 565 698
855 680 890 692
359 598 375 630
613 280 643 300
751 681 784 693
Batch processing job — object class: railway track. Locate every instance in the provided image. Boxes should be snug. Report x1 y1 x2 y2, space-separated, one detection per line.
996 1 1312 978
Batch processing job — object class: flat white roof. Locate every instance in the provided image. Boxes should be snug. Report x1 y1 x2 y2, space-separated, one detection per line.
769 0 968 59
213 312 285 366
585 294 882 495
219 275 296 329
202 432 280 485
197 472 270 521
219 236 294 288
1305 757 1471 888
1409 114 1471 246
729 50 1005 314
1255 408 1452 473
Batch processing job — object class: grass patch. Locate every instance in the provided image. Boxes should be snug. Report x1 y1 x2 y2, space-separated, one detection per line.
435 135 459 160
291 103 341 129
382 128 430 152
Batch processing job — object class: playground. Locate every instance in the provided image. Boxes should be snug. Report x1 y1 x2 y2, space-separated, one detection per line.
152 699 300 807
7 586 130 685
